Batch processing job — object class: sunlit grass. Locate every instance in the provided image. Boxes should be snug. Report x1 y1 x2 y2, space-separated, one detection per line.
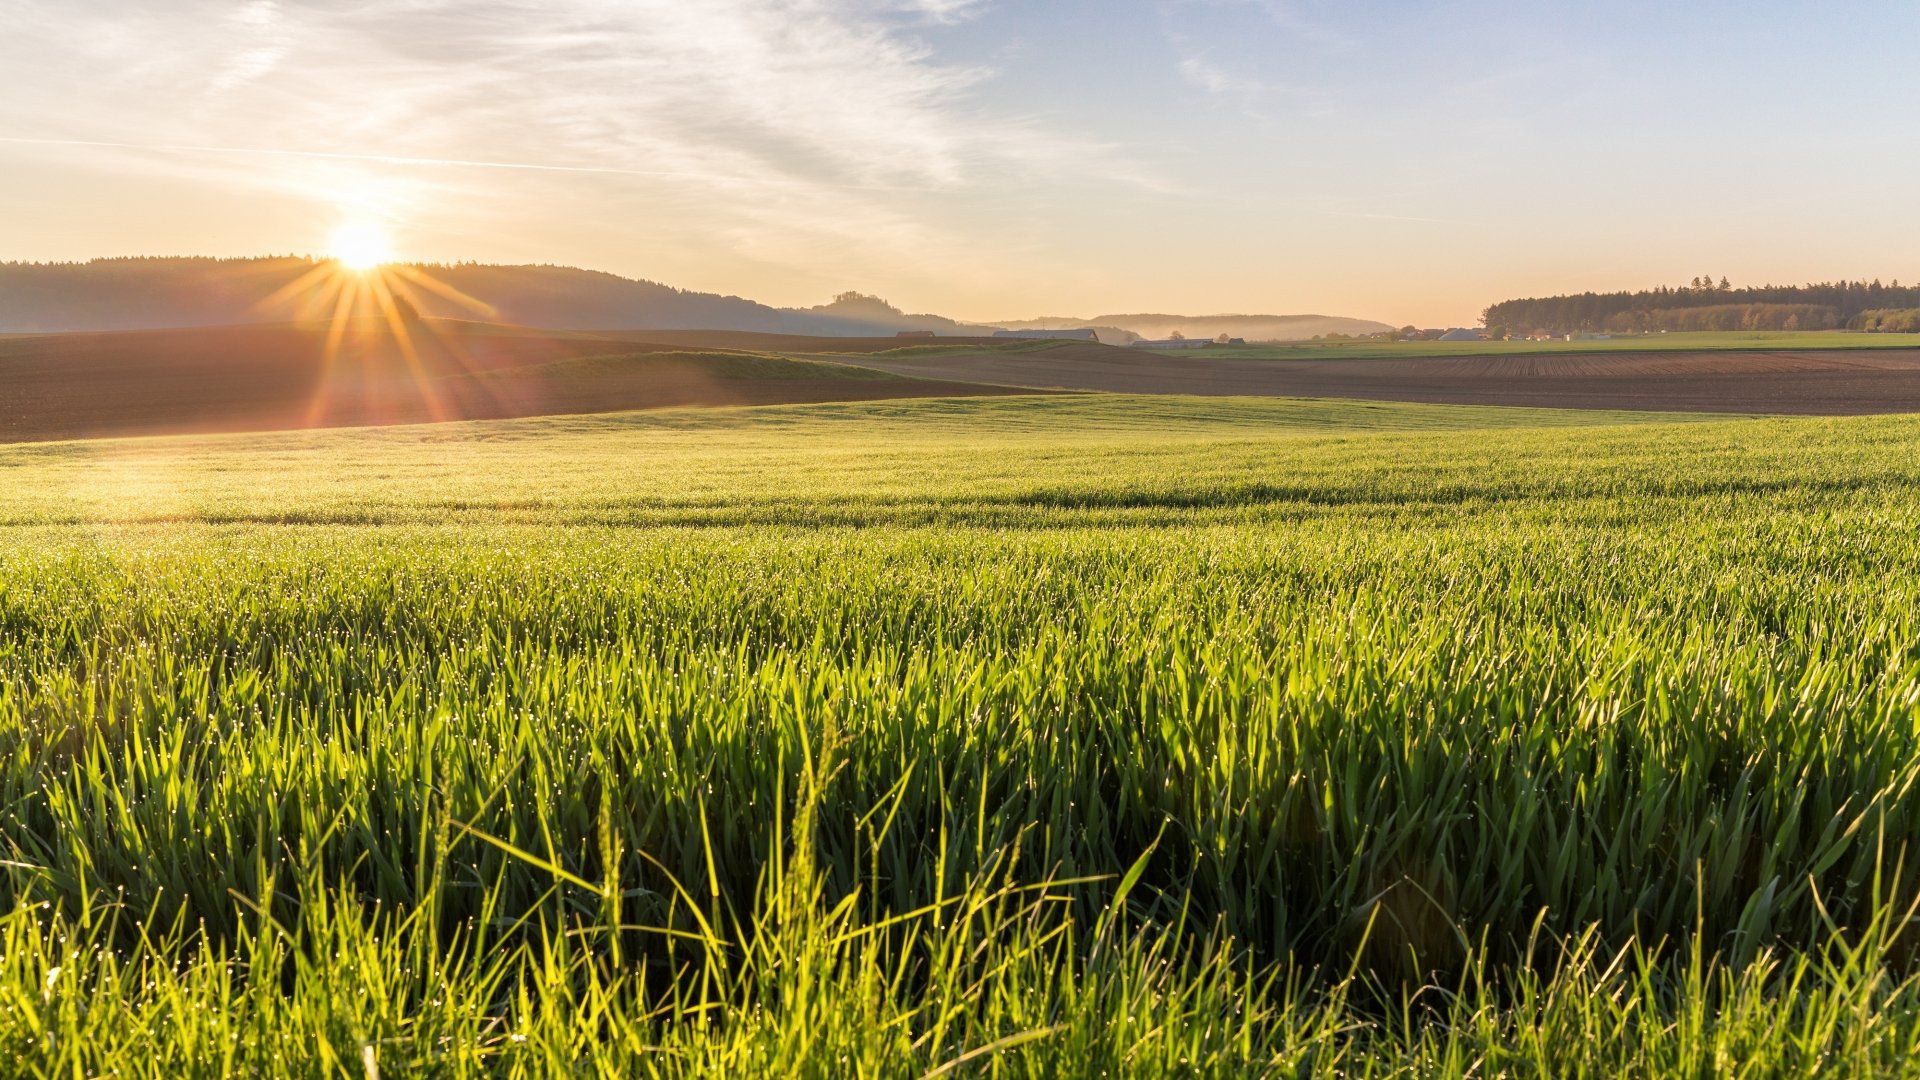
5 394 1920 1074
0 394 1735 526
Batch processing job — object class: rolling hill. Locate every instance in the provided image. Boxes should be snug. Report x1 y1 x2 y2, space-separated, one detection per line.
995 312 1395 342
0 258 1006 337
0 258 1392 343
0 320 1040 443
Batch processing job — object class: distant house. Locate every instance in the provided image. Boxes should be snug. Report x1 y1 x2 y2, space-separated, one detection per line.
895 330 936 338
1130 338 1213 350
993 329 1100 342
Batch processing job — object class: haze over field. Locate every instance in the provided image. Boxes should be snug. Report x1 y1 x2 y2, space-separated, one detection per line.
997 312 1393 342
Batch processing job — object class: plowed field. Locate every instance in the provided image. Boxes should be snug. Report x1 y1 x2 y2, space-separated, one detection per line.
0 321 1032 443
839 347 1920 414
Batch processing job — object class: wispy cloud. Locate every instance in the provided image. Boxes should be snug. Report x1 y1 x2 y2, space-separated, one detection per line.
0 135 953 192
1235 0 1359 50
1176 51 1268 101
0 0 1104 276
1160 0 1358 53
208 0 291 94
1159 0 1349 123
887 0 991 24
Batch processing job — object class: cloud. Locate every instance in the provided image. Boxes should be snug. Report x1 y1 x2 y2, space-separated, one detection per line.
1175 50 1271 113
1238 0 1358 49
1169 41 1342 125
0 0 1101 275
208 1 290 93
1159 1 1348 121
1167 0 1357 50
1177 53 1261 98
885 0 990 24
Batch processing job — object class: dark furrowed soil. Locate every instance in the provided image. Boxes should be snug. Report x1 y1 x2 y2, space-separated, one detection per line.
15 320 1917 447
589 329 1019 353
833 348 1920 414
0 322 1036 444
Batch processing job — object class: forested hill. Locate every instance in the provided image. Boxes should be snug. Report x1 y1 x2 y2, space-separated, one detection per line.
0 257 1002 336
1485 279 1920 335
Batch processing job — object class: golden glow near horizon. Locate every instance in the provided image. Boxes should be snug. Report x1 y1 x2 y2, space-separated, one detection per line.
329 221 394 271
251 233 498 427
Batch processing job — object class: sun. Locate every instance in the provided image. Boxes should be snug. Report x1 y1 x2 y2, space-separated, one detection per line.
329 221 393 271
257 222 497 426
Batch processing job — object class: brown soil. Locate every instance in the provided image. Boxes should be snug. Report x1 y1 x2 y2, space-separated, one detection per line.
0 321 1032 444
834 347 1920 415
589 330 1016 354
14 321 1913 447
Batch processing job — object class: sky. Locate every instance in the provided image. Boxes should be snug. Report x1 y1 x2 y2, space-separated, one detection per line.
3 0 1918 327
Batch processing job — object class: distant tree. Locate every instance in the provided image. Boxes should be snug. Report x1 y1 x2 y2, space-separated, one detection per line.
1484 278 1920 338
1215 333 1232 344
1488 325 1509 341
1852 308 1920 333
1168 330 1186 341
1718 276 1731 292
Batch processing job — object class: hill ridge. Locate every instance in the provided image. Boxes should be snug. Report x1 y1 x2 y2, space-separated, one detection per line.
996 311 1395 342
0 256 1391 341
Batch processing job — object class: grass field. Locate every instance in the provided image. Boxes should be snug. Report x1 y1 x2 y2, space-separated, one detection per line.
7 395 1920 1075
1211 330 1920 360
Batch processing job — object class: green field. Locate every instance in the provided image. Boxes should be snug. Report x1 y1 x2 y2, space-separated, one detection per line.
1210 330 1920 360
8 395 1920 1075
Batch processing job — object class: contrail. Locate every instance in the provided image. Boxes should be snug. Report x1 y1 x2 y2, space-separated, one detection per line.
0 135 941 193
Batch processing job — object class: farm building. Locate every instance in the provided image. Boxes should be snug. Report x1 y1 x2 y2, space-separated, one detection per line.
1436 328 1487 342
993 329 1101 342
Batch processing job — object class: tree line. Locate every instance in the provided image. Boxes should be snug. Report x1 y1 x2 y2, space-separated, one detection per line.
1484 278 1920 335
